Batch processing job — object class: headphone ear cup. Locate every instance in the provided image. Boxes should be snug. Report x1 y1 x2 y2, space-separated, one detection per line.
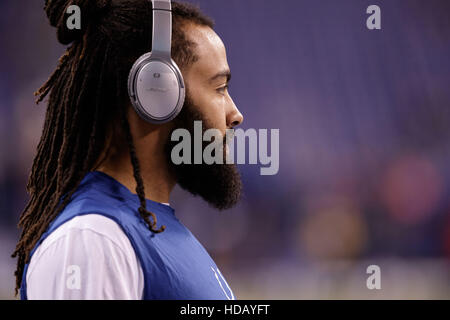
128 0 184 124
128 55 185 124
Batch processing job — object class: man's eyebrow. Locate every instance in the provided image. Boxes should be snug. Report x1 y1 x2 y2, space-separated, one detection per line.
208 70 231 84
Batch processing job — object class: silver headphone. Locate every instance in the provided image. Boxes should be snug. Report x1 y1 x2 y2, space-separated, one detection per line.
128 0 185 124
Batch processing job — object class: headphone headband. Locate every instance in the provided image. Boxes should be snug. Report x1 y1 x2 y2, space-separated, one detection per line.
151 0 172 58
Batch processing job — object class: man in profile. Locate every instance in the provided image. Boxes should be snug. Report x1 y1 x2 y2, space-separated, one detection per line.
13 0 243 300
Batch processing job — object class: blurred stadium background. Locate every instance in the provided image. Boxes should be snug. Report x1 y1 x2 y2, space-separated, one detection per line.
0 0 449 299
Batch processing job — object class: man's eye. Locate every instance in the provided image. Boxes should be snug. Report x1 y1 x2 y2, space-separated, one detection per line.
217 85 229 94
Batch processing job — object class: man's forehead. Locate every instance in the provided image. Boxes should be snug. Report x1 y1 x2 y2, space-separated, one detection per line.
184 24 229 82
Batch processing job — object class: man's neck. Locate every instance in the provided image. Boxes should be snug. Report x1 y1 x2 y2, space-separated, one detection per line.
95 161 175 205
94 142 175 205
93 106 176 204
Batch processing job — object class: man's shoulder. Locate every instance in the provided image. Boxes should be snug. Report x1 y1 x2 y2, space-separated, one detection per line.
34 214 130 256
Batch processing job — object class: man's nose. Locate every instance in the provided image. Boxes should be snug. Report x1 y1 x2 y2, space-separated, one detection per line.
227 99 244 128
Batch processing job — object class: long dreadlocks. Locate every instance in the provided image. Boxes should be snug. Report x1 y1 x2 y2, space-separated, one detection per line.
11 0 214 296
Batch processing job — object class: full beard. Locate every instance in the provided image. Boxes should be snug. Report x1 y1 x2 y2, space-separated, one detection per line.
164 96 242 210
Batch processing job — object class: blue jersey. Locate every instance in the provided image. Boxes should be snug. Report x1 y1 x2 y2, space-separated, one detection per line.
20 170 235 300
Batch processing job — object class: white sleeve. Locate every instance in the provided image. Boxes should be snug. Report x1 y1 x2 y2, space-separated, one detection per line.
26 214 144 300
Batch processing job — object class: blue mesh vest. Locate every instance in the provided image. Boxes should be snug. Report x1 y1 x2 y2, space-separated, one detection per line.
20 171 235 300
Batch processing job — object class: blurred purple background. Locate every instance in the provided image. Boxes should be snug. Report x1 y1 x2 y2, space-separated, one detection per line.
1 0 449 299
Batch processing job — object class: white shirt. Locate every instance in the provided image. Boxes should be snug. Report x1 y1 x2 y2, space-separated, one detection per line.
26 214 145 299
